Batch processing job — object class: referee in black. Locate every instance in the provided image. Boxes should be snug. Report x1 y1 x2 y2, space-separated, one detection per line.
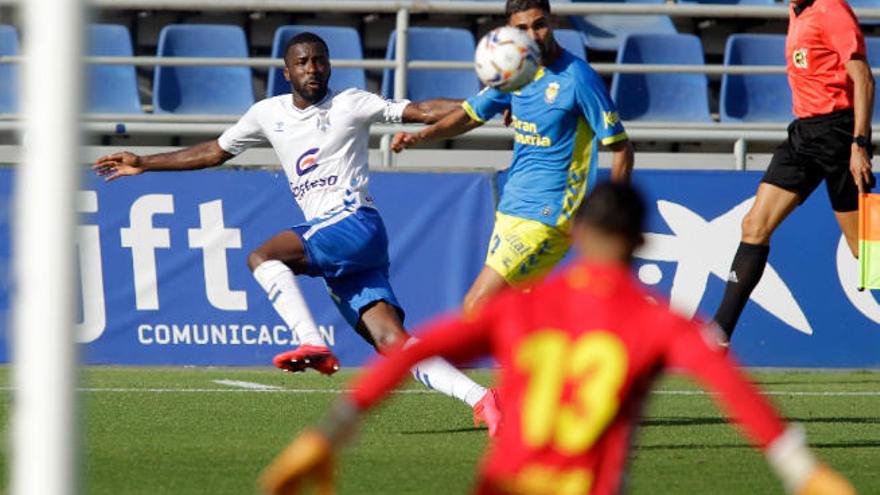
714 0 876 343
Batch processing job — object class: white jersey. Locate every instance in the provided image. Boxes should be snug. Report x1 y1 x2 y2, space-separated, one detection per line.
218 89 409 221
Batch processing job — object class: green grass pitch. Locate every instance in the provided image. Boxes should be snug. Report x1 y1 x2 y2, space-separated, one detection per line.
0 367 878 494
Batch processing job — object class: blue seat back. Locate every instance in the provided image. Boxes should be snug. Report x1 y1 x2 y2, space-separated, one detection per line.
555 29 588 61
0 25 19 113
268 26 366 97
153 24 254 114
720 34 793 122
568 0 676 52
865 37 880 121
87 24 142 114
381 27 480 100
849 0 880 25
611 34 711 122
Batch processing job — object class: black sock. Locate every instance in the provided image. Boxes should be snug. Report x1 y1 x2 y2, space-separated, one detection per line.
713 242 770 340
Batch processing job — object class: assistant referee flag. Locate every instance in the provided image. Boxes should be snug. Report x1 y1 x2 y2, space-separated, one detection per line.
859 193 880 289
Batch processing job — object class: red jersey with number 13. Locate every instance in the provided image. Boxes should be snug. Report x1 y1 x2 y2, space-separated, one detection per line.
351 262 787 495
787 0 866 118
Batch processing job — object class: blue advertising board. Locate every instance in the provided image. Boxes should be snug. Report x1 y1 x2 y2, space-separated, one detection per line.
0 168 495 366
0 167 877 367
628 171 880 368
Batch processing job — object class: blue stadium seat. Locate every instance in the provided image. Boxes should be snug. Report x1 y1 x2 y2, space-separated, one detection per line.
555 29 588 61
567 0 677 53
381 27 480 100
847 0 880 25
87 24 142 114
611 34 712 122
0 25 19 113
267 26 366 97
848 0 880 6
864 37 880 121
153 24 254 115
720 34 793 123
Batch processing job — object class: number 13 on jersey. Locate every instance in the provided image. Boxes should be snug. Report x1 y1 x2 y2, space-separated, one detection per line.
516 330 629 454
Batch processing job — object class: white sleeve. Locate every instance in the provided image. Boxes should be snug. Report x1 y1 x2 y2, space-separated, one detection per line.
217 104 268 155
766 426 819 494
346 89 411 124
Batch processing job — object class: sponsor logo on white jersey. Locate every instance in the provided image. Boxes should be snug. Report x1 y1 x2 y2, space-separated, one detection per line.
295 147 321 176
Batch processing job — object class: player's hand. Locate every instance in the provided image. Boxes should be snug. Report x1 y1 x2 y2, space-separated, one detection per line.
260 430 335 495
502 109 513 127
391 132 420 153
796 464 856 495
92 151 145 182
850 144 875 193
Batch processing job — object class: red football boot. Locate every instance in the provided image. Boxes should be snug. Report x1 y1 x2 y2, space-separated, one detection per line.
273 345 340 376
473 388 502 437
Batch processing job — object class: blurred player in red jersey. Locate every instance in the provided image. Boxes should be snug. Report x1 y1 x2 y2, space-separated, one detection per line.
260 183 855 495
714 0 875 343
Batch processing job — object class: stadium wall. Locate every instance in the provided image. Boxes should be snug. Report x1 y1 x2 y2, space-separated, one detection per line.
0 167 877 368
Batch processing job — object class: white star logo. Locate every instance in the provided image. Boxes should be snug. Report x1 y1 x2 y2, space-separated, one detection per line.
635 198 813 335
836 236 880 324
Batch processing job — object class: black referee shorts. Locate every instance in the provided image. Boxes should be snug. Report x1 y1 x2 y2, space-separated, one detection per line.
763 109 868 212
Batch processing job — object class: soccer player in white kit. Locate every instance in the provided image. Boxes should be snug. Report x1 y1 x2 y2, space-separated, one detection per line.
93 32 501 433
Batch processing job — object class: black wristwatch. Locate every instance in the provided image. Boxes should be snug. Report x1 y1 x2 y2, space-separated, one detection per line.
853 135 874 157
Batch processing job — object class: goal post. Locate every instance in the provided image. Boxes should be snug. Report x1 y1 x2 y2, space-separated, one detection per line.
11 0 83 493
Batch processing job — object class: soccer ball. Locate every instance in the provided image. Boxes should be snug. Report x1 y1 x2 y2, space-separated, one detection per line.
474 27 541 93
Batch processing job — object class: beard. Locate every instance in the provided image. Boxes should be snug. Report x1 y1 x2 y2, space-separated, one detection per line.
539 39 555 63
292 78 328 103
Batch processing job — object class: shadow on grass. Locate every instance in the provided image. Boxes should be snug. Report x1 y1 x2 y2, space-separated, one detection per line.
754 379 880 386
637 440 880 451
642 416 880 427
400 426 485 435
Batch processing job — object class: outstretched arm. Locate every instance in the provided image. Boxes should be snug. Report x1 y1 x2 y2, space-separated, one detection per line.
666 323 854 494
93 140 233 182
402 98 463 124
665 324 786 449
260 298 502 495
391 107 483 152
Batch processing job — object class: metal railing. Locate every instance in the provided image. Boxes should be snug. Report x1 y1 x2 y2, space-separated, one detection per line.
4 0 880 93
2 0 879 18
0 0 875 18
8 54 880 78
6 0 880 97
0 0 878 169
0 118 818 170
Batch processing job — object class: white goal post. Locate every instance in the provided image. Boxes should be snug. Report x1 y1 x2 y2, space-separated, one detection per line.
11 0 83 494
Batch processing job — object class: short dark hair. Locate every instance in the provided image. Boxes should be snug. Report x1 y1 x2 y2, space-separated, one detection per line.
283 32 329 62
574 182 646 246
505 0 551 19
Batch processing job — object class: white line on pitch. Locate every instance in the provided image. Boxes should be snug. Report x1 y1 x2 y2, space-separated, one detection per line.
0 387 877 397
73 387 431 394
655 390 880 397
213 379 283 391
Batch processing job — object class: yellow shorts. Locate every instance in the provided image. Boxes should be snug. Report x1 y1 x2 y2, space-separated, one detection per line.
485 212 571 284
